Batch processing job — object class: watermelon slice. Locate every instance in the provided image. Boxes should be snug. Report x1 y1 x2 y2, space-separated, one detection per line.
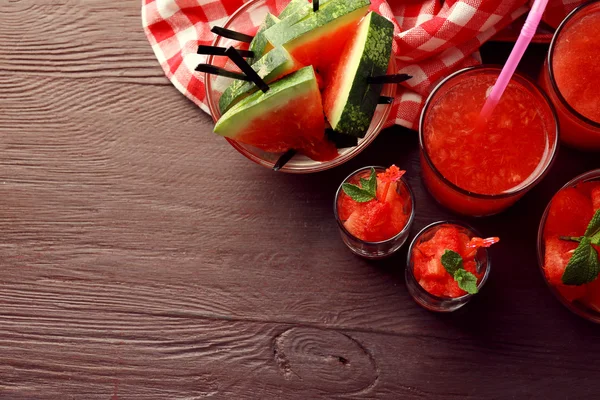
265 0 370 79
248 13 280 64
543 187 594 238
214 66 338 161
323 11 394 137
218 46 303 113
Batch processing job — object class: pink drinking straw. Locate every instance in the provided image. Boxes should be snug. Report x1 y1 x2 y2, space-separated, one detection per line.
477 0 550 124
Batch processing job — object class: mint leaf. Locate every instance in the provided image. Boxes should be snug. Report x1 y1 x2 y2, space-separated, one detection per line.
342 168 377 203
441 250 464 275
359 167 377 197
585 209 600 237
591 232 600 246
342 183 376 203
454 269 478 294
562 237 600 285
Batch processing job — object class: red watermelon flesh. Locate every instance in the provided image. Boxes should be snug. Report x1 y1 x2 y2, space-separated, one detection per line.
413 227 462 281
543 236 578 285
213 66 337 161
575 181 600 196
338 171 411 241
290 15 363 82
543 187 594 238
343 200 395 242
592 186 600 211
412 225 482 298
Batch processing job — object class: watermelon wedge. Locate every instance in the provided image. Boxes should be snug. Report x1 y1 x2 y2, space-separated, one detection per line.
323 11 394 137
248 13 280 64
214 66 338 161
218 46 303 113
265 0 370 79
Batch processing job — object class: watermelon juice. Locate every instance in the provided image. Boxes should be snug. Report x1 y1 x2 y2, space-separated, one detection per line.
334 166 415 259
539 1 600 151
405 222 493 312
538 170 600 322
420 66 558 216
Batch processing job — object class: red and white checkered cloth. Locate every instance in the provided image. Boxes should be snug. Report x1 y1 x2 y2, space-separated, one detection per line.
142 0 584 130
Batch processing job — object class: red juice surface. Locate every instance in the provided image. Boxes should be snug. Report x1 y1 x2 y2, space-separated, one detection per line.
552 9 600 124
424 73 550 196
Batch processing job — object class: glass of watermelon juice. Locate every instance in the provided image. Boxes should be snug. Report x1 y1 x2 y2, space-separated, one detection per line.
203 0 397 173
537 169 600 323
405 221 492 312
539 1 600 151
419 66 558 216
334 166 415 259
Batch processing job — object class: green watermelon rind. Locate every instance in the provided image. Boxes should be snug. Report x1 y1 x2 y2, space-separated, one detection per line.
214 66 318 137
328 12 393 137
262 3 313 49
248 13 280 64
218 46 298 113
266 0 370 49
278 0 308 19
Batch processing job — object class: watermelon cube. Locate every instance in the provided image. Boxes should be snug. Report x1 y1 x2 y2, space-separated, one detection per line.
343 201 394 242
445 279 465 298
543 187 594 238
543 236 578 285
592 186 600 211
418 278 446 298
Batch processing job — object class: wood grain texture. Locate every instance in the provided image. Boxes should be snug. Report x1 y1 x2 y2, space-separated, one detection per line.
1 2 600 399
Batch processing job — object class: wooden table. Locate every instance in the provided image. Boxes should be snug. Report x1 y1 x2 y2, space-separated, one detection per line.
2 2 600 399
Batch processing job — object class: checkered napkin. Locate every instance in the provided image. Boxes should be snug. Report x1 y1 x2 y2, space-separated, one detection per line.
142 0 583 130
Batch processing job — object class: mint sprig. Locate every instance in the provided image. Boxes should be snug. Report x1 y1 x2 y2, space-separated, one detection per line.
342 168 377 203
560 209 600 285
441 250 478 294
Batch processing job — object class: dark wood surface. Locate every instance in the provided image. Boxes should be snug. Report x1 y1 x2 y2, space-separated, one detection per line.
1 2 600 399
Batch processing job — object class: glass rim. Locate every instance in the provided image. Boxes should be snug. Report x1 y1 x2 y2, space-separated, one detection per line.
333 166 416 245
203 0 397 174
536 169 600 323
405 220 491 302
547 0 600 129
418 64 560 200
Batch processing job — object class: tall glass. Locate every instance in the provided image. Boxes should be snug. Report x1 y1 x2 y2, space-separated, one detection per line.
419 66 559 216
539 1 600 151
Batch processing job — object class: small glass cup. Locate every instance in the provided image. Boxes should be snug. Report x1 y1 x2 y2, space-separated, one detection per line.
334 166 415 259
419 65 559 217
405 221 491 312
204 0 397 173
537 169 600 323
539 1 600 151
